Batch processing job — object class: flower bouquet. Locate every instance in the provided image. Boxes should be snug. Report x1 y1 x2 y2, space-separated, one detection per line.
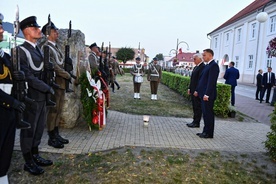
267 37 276 58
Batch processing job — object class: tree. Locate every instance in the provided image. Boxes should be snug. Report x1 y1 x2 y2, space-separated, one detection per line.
116 47 135 65
155 53 164 61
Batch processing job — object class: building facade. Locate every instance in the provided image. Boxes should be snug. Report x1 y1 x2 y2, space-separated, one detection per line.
208 0 276 83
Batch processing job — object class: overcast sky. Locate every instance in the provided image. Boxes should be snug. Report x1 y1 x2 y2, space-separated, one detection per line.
1 0 255 59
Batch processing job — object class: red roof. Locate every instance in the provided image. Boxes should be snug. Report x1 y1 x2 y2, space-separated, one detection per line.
169 52 195 62
208 0 270 35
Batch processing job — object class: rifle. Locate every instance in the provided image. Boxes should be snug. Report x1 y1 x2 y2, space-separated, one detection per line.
43 14 59 106
108 42 114 82
64 20 76 92
11 5 33 129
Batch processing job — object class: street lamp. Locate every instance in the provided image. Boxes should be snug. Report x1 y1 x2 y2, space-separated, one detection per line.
256 0 276 23
169 38 190 66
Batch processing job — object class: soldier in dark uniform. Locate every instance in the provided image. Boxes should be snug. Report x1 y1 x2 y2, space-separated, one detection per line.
19 16 54 175
0 13 26 184
41 21 71 149
130 57 144 99
147 57 162 100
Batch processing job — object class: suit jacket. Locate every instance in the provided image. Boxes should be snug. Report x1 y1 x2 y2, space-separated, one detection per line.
256 73 262 87
189 62 205 93
197 60 220 100
19 41 50 101
43 42 70 90
262 72 275 86
223 67 239 86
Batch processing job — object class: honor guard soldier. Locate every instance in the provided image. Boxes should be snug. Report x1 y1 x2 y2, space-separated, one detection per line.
147 57 162 100
19 16 54 175
41 21 70 149
130 57 144 99
88 43 100 76
0 13 27 184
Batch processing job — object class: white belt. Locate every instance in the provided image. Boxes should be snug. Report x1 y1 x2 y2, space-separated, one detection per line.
0 83 12 95
150 74 159 77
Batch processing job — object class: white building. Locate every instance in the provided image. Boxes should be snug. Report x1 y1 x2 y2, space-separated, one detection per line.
208 0 276 84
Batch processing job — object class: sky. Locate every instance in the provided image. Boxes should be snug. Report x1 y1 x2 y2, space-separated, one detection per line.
1 0 255 59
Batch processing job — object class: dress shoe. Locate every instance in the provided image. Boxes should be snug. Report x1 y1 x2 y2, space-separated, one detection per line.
196 133 203 136
266 101 270 103
187 123 199 128
24 162 44 175
32 154 53 166
255 98 259 100
117 86 120 90
199 133 213 138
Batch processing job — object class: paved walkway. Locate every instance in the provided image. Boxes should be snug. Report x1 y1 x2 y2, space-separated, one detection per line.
13 81 273 155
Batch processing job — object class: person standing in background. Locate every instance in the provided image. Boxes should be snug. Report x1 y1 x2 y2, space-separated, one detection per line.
130 57 144 99
255 69 263 100
223 61 239 106
147 57 162 100
260 67 275 103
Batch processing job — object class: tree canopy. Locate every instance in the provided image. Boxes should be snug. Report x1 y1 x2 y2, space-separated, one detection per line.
155 53 164 61
116 47 135 64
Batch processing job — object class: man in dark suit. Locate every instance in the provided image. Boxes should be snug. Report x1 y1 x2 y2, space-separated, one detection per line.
186 53 205 128
255 69 263 100
223 61 240 106
260 67 275 103
194 49 219 138
19 16 54 175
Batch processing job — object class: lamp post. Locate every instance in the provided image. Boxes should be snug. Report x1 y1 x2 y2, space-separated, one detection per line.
169 38 190 66
256 0 276 23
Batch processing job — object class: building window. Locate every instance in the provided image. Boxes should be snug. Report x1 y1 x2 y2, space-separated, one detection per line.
237 28 242 42
225 33 230 45
248 55 253 69
251 23 256 39
235 56 239 68
269 15 276 33
214 37 218 48
267 58 272 67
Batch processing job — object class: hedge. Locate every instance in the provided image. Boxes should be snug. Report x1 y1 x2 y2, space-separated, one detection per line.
161 71 231 117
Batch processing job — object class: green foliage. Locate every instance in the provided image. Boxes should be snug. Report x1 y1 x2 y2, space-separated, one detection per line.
116 47 135 64
155 53 164 61
161 71 231 117
265 107 276 160
79 72 99 130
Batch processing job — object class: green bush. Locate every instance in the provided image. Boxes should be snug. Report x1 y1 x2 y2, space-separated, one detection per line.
265 108 276 160
161 71 231 117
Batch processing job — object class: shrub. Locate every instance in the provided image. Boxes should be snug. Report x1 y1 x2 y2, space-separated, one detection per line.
161 71 231 117
265 107 276 160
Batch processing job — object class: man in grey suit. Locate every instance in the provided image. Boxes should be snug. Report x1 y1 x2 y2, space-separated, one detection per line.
186 53 205 128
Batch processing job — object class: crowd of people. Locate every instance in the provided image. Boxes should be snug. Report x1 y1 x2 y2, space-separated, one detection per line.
174 65 192 77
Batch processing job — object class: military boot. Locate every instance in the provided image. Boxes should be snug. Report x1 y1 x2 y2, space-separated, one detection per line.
54 127 69 144
48 130 64 148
